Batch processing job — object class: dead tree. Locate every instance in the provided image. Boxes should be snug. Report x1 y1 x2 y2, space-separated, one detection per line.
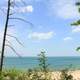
0 0 33 73
0 0 11 72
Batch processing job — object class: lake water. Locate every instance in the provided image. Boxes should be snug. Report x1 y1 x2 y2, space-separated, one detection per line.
3 57 80 70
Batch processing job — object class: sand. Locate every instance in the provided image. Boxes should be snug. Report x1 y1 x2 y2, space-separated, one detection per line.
51 70 80 80
3 70 80 80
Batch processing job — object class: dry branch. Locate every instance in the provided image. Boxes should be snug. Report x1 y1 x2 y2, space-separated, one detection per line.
5 44 22 58
7 34 24 47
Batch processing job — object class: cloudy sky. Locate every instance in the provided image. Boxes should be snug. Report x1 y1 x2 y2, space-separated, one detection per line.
0 0 80 57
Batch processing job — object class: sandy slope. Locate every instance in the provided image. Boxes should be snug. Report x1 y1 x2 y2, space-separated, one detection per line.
51 70 80 80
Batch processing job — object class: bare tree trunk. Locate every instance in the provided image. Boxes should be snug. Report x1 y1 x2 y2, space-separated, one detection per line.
0 0 10 72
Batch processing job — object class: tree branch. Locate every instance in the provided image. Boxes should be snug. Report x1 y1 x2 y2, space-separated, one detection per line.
7 34 24 47
6 39 12 45
5 44 22 58
9 17 34 28
20 0 28 6
8 24 15 27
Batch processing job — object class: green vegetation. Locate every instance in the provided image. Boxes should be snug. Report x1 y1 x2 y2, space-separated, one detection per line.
0 0 79 80
0 51 74 80
71 1 80 52
38 51 49 72
0 51 51 80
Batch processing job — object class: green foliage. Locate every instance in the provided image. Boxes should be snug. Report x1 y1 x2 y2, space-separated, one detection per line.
71 2 80 26
0 51 52 80
76 2 80 6
75 2 80 12
76 47 80 52
71 20 80 26
71 1 80 52
3 69 19 80
37 50 51 80
38 51 49 73
0 51 75 80
0 73 4 80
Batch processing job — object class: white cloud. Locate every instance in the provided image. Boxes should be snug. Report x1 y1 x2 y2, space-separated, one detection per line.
2 5 33 13
64 37 72 41
6 0 21 2
48 0 80 19
17 5 33 13
72 26 80 33
57 4 79 19
28 31 55 40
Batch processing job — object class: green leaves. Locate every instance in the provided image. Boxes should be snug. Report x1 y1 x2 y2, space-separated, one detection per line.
71 2 80 53
76 47 80 52
71 20 80 26
38 51 49 72
75 2 80 12
76 2 80 6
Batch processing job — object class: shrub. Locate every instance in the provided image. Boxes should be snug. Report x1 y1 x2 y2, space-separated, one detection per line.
37 50 52 80
38 51 49 73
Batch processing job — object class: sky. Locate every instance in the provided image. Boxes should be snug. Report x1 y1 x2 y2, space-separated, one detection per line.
0 0 80 57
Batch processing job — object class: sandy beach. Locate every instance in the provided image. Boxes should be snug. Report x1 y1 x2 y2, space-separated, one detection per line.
51 70 80 80
2 70 80 80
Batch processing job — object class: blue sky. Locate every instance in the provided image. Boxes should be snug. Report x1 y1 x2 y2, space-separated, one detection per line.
0 0 80 57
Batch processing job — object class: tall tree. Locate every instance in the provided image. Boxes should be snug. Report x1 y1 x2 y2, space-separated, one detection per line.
0 0 33 73
0 0 11 72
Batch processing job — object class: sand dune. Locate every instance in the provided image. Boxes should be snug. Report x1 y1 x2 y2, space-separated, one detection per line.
51 70 80 80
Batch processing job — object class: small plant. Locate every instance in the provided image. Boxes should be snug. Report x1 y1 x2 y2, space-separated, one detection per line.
38 51 49 73
37 50 52 80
